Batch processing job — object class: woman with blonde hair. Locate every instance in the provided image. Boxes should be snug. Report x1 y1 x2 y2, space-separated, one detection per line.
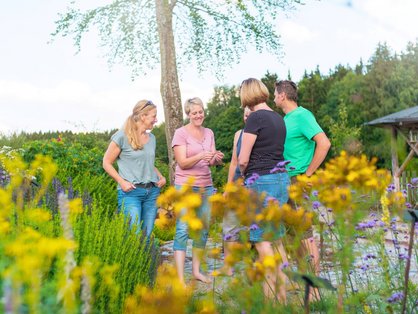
238 78 290 302
172 97 224 285
103 100 166 238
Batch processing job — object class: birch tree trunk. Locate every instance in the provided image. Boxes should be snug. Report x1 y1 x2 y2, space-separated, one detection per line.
155 0 183 183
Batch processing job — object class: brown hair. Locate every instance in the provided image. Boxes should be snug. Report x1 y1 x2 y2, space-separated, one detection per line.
239 78 269 109
124 100 156 150
275 80 298 102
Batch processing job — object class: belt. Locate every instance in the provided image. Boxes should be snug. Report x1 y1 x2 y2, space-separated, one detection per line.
134 182 155 188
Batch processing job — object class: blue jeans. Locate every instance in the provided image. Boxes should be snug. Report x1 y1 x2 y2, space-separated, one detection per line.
117 185 160 238
173 185 214 251
245 172 290 242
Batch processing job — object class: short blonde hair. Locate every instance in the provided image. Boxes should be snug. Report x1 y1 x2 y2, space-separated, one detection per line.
184 97 204 115
240 78 269 109
124 100 156 150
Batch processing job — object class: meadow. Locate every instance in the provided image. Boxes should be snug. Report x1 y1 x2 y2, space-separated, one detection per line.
0 132 417 313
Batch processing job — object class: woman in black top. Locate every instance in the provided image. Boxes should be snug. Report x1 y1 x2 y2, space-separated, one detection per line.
238 78 290 302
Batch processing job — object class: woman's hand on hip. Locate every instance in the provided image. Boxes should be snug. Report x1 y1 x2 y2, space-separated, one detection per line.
120 180 136 192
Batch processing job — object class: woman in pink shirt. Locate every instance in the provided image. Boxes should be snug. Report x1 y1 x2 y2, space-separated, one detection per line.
172 97 224 284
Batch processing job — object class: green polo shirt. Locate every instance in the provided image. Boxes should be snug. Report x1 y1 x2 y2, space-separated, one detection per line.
284 106 323 177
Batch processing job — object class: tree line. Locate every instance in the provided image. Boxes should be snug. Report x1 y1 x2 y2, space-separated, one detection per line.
154 41 418 171
2 41 417 185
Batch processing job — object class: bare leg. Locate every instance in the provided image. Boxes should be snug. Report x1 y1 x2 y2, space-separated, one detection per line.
273 239 289 265
174 250 186 286
301 237 321 301
255 241 287 304
222 241 236 276
192 247 211 283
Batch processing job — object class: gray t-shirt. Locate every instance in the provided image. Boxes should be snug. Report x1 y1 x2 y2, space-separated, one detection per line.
111 129 159 189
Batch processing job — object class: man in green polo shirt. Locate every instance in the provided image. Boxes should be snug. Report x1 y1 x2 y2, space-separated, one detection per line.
274 80 331 300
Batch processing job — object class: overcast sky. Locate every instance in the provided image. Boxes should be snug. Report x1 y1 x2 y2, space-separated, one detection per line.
0 0 417 134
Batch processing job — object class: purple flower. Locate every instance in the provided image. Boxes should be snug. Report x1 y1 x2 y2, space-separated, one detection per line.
246 173 260 185
249 223 259 231
280 262 289 270
387 292 404 303
312 201 321 210
398 253 409 260
411 177 418 185
270 160 291 173
355 220 376 230
277 160 291 167
223 227 246 241
312 190 318 197
360 264 369 271
386 184 395 192
405 202 412 209
363 253 376 260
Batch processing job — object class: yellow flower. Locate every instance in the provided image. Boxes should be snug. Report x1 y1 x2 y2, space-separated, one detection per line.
262 255 276 270
0 221 11 234
25 208 52 223
208 193 226 218
182 193 202 209
208 248 222 259
188 217 203 231
211 270 221 277
69 198 83 215
380 192 390 226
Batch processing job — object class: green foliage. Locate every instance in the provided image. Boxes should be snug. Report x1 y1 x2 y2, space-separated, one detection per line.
155 158 170 192
153 123 169 163
52 1 302 78
328 104 362 155
71 173 117 211
205 85 243 162
21 139 105 180
0 130 113 151
152 224 175 242
261 71 280 110
73 201 159 313
211 164 229 190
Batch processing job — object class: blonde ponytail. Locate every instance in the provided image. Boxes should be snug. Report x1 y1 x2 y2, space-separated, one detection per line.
123 100 156 150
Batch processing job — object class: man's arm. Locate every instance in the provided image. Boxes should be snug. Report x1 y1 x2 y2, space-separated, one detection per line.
305 132 331 177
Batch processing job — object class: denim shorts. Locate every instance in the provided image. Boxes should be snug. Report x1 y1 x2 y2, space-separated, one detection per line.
173 185 214 251
117 185 160 238
245 172 290 242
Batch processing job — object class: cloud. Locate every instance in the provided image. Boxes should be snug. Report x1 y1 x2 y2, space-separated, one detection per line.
359 0 418 45
280 20 318 44
0 78 162 133
0 76 216 134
